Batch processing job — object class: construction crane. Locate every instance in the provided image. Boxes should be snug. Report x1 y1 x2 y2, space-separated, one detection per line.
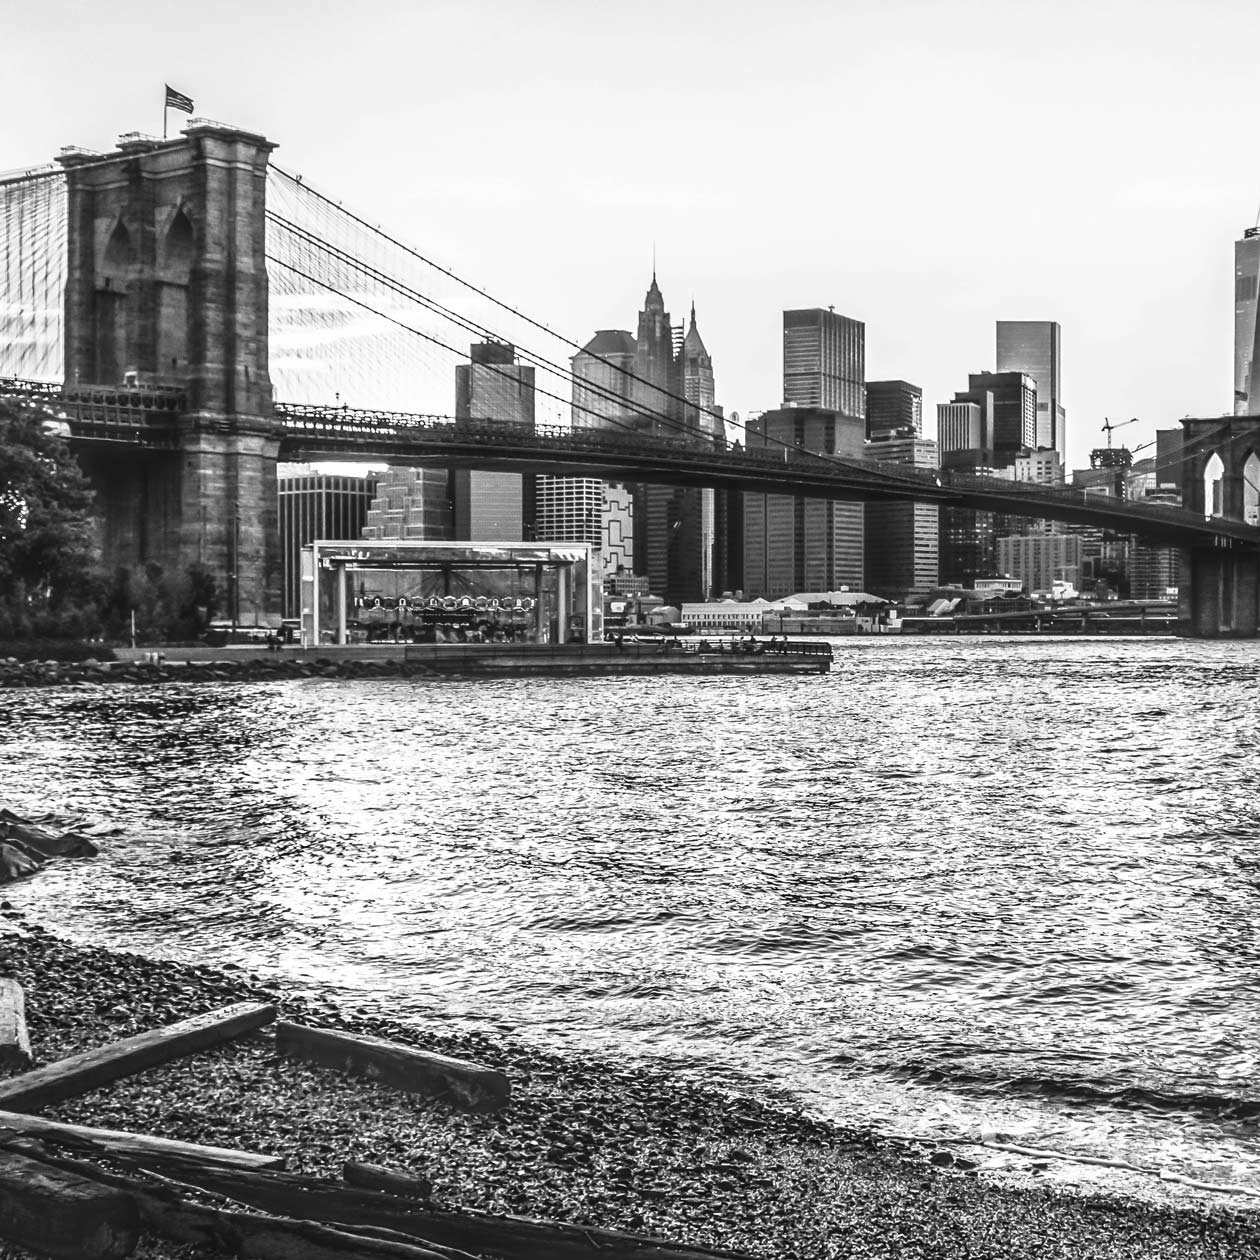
1101 417 1139 449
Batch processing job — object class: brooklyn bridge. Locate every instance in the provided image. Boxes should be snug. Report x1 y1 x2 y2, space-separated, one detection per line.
3 119 1259 635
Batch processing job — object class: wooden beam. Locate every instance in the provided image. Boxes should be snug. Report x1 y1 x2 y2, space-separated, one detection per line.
274 1022 509 1112
103 1156 758 1260
343 1160 432 1202
0 980 31 1070
5 1143 458 1260
0 1110 284 1170
0 1147 138 1260
0 1001 276 1111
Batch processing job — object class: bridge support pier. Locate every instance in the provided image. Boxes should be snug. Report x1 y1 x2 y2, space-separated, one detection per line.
1179 546 1260 637
59 121 281 625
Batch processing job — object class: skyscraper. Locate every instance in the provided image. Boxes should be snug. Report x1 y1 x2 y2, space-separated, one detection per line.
967 371 1036 460
453 341 535 540
742 407 866 598
1235 228 1260 415
682 302 719 436
573 277 720 604
864 436 939 598
362 468 453 541
572 330 637 430
866 380 922 438
782 308 865 417
996 321 1065 460
278 469 378 619
937 399 990 459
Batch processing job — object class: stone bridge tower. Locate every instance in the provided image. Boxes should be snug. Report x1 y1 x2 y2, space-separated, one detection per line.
1178 415 1260 636
59 122 281 624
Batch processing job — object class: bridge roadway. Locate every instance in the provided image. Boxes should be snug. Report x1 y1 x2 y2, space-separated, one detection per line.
4 377 1257 549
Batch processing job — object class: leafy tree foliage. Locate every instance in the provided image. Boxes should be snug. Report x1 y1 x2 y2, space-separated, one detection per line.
0 400 101 638
97 561 219 643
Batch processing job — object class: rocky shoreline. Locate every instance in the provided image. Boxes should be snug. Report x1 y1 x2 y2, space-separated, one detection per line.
0 656 425 689
2 909 1259 1259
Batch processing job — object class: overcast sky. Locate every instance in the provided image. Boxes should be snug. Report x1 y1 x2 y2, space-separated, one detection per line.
3 0 1257 472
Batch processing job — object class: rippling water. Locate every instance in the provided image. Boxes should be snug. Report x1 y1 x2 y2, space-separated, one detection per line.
5 637 1260 1200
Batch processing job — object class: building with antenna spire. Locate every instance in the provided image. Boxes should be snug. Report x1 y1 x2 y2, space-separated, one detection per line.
569 274 724 605
1235 225 1260 415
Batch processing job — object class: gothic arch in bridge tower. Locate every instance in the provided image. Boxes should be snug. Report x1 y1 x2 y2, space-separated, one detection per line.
157 206 195 383
1243 451 1260 526
95 218 134 383
1203 451 1225 519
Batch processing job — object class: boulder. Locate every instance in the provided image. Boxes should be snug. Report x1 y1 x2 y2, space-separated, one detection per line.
0 845 41 884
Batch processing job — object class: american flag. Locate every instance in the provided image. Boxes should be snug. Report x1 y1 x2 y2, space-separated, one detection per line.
165 85 194 114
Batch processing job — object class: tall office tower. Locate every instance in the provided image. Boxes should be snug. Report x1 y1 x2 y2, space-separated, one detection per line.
713 485 744 596
535 475 603 547
1155 427 1185 492
939 506 998 588
362 468 453 541
967 371 1036 460
632 273 682 429
742 407 866 598
996 321 1065 460
1235 228 1260 415
453 342 535 541
679 304 717 597
782 308 866 417
572 330 637 430
682 303 718 435
571 277 719 602
602 482 635 571
278 469 378 619
631 279 712 602
937 399 991 459
864 436 939 599
866 380 923 438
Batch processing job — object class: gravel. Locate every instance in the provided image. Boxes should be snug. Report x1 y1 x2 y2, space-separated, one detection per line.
2 907 1259 1259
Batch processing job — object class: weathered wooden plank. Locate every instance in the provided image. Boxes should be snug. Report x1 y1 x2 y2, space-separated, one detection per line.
0 1147 139 1260
0 1109 284 1170
274 1021 509 1112
0 1000 276 1111
113 1157 757 1260
0 979 32 1070
7 1144 457 1260
343 1160 433 1203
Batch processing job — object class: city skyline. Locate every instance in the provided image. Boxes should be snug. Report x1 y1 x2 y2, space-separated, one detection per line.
2 0 1258 476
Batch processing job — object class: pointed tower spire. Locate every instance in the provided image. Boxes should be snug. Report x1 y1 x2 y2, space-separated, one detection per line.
690 298 696 328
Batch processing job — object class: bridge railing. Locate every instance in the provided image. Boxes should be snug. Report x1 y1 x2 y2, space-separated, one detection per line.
275 401 1202 520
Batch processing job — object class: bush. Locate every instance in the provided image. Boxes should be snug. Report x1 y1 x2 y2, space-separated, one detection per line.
0 640 117 663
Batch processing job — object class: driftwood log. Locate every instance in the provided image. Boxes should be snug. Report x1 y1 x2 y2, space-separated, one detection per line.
114 1151 754 1260
2 1128 756 1260
0 979 32 1070
0 1146 139 1260
274 1021 510 1111
2 1138 472 1260
343 1159 433 1201
0 1000 276 1111
0 1110 284 1170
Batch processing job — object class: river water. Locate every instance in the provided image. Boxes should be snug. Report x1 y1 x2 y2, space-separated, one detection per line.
4 637 1260 1203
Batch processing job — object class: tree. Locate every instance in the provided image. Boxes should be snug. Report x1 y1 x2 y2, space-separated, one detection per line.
0 400 100 638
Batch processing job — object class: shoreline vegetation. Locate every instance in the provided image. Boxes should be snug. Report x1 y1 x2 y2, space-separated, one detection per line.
2 910 1260 1260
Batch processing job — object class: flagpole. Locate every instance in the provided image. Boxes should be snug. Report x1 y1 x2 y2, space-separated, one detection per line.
163 102 168 141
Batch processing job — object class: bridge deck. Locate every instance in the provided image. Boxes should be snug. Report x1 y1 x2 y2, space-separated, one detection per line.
3 377 1256 548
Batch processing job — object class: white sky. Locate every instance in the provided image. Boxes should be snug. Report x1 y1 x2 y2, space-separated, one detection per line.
3 0 1258 472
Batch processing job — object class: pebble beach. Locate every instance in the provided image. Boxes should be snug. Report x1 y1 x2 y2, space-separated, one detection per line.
3 905 1260 1260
